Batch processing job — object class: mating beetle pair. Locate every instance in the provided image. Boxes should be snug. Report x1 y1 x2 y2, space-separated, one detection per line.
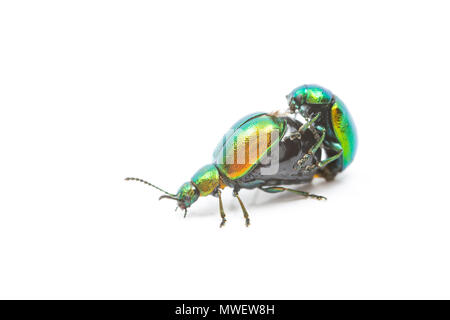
126 84 358 227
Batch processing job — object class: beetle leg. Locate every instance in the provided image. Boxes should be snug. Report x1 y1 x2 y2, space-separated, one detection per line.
297 126 326 169
289 112 321 141
260 186 326 200
299 112 321 133
217 190 227 228
233 191 250 227
306 143 343 173
319 147 343 168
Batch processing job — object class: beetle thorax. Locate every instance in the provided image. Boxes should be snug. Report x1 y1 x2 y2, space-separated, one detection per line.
191 164 220 197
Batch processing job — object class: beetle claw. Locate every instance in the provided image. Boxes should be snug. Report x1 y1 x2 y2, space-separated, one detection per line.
311 194 327 201
297 155 309 167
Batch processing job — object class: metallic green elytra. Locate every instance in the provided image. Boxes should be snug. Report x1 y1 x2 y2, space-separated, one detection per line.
212 112 265 160
330 97 357 169
287 84 357 177
213 113 287 180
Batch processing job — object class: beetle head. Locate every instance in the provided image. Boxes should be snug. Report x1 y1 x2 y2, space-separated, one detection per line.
171 181 200 210
286 93 314 119
125 177 200 216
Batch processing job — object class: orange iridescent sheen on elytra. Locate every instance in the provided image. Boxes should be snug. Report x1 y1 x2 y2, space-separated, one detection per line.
214 114 286 180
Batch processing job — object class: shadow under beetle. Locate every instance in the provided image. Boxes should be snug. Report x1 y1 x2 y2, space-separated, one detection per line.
126 84 357 227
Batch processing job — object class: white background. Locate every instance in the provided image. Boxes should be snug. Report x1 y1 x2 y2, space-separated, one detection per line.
1 1 449 299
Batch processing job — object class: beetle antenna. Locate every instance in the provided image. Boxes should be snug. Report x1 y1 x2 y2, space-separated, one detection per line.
125 177 177 198
159 195 180 201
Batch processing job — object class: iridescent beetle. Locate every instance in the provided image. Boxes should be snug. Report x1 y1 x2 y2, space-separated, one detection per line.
286 84 358 180
126 85 357 227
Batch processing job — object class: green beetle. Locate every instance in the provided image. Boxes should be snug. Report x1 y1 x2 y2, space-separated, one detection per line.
126 111 327 227
286 84 358 180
